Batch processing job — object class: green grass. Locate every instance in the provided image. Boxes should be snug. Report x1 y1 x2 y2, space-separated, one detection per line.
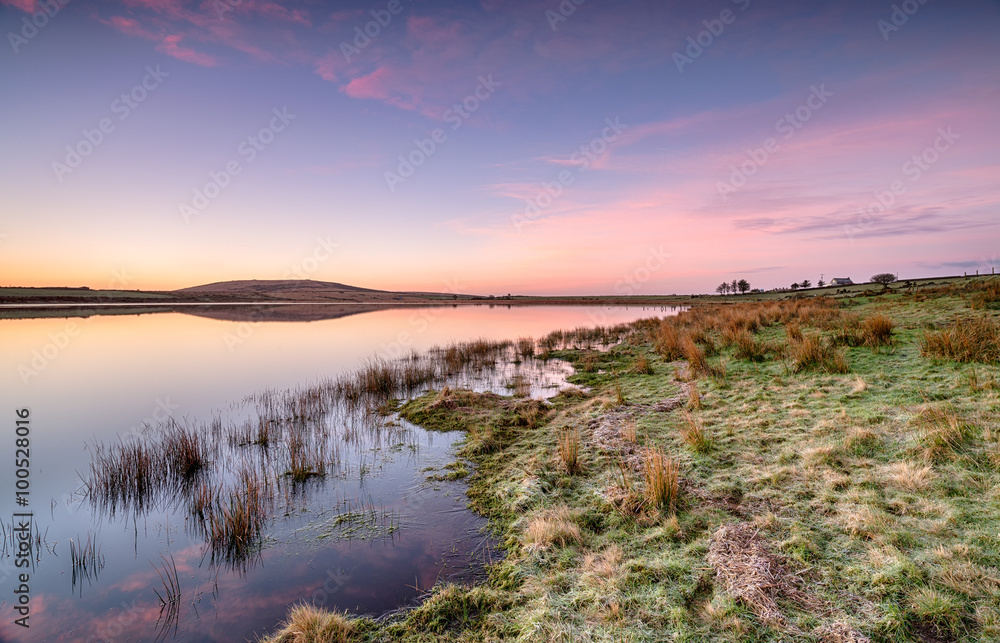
260 283 1000 642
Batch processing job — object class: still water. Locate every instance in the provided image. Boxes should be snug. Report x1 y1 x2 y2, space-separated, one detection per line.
0 304 674 642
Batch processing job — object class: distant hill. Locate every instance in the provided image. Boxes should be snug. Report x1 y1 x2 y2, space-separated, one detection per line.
173 279 471 302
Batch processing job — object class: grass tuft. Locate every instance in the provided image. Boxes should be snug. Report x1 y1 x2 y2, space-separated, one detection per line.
861 314 894 348
681 411 713 453
921 316 1000 363
523 506 582 549
262 603 356 643
642 446 679 513
557 427 581 474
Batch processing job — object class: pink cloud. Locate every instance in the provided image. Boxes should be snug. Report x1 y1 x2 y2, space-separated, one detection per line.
314 50 345 82
343 65 424 111
157 33 217 66
104 15 158 39
1 0 37 11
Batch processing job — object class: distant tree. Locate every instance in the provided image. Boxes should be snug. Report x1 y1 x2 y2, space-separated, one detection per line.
790 282 800 290
801 279 812 289
716 282 729 295
737 279 750 294
871 273 897 288
817 279 825 288
731 279 739 294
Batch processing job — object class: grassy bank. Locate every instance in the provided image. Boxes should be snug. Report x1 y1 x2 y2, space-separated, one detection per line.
262 278 1000 643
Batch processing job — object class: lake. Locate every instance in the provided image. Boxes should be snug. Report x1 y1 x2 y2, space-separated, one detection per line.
0 304 678 642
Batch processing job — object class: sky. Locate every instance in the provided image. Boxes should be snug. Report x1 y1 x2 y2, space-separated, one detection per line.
0 0 998 296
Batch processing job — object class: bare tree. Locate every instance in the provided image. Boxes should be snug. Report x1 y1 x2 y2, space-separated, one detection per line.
737 279 750 294
801 279 812 288
717 282 730 295
871 273 897 288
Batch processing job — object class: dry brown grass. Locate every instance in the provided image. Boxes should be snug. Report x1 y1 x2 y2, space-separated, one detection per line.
707 523 822 631
680 411 712 452
652 323 684 361
523 506 582 549
914 405 974 461
263 603 355 643
921 316 1000 363
790 335 849 373
730 329 769 362
632 353 654 374
558 427 581 474
861 314 894 348
642 446 679 513
883 461 935 491
621 417 637 443
686 382 702 410
682 335 710 375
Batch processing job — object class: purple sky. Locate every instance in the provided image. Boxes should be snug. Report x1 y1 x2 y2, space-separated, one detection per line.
1 0 998 294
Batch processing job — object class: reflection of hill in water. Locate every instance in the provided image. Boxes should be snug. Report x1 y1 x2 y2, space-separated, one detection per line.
180 303 428 323
0 303 458 322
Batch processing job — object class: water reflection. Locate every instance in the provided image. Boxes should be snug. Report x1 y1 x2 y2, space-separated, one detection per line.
0 305 681 642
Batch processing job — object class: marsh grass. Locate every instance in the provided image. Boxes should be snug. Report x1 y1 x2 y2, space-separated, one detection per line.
862 313 894 348
922 316 1000 363
681 411 713 452
642 446 679 513
914 405 975 461
86 438 162 515
632 353 655 374
261 603 356 643
687 382 702 410
207 469 269 563
69 531 104 590
152 552 182 641
621 417 637 443
682 335 710 375
161 420 208 481
507 373 531 398
790 334 849 373
523 506 582 549
557 427 581 474
263 287 1000 642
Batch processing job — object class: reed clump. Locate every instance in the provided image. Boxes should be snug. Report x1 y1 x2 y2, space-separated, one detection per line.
921 317 1000 363
558 427 581 474
790 334 849 373
267 604 356 643
861 314 894 348
681 411 713 453
642 447 679 514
